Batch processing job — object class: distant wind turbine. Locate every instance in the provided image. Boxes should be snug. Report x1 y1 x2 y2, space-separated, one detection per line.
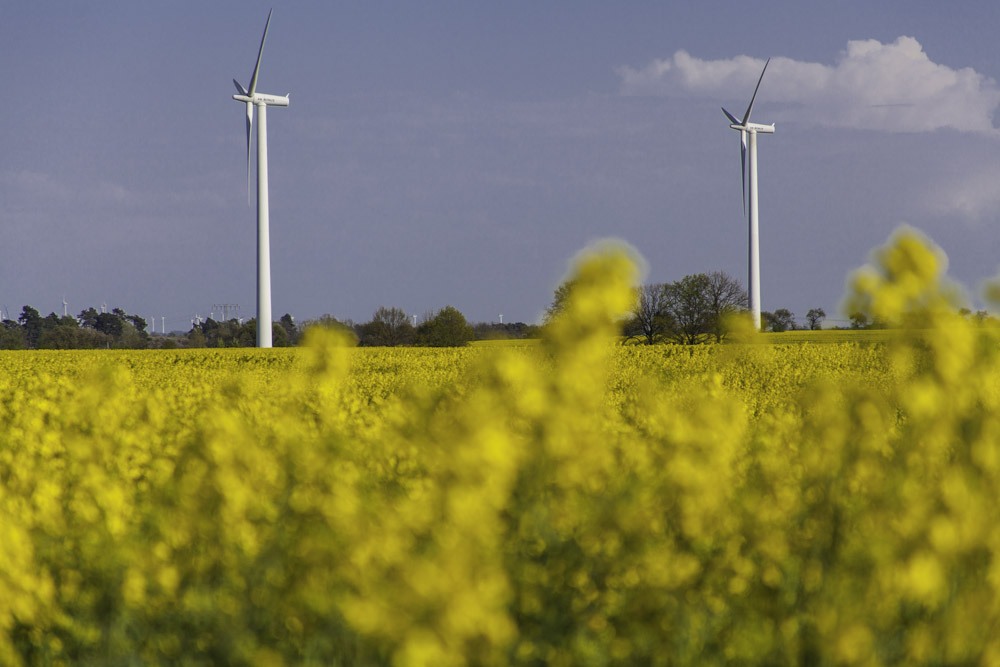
232 9 290 348
722 58 773 331
62 296 68 318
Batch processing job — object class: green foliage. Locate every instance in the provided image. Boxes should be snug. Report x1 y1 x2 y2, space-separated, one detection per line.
279 313 299 345
271 321 292 347
4 305 150 350
359 307 415 347
416 305 474 347
628 271 745 345
806 307 827 330
17 306 43 348
36 326 82 349
763 307 796 332
0 323 27 350
236 319 258 347
472 322 540 341
664 273 712 343
543 279 577 325
300 315 359 347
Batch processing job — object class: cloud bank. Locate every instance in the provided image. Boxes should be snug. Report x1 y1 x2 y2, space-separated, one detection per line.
619 37 1000 133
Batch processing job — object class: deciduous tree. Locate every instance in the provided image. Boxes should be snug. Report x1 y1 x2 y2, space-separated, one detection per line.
78 307 99 329
704 271 748 342
360 306 415 347
95 312 124 338
767 308 796 332
18 306 42 348
0 321 26 350
623 283 671 345
664 274 712 344
544 279 578 325
300 315 359 345
806 308 826 330
416 306 474 347
279 314 299 345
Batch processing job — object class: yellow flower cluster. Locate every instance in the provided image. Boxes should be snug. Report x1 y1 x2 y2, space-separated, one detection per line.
1 230 999 665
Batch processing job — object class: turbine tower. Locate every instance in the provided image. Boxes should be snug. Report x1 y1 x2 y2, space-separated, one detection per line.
722 58 773 331
233 9 289 348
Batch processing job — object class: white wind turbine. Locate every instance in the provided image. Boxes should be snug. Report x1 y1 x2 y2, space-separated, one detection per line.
232 9 289 348
722 58 773 331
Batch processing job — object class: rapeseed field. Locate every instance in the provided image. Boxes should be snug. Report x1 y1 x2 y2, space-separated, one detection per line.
2 230 1000 665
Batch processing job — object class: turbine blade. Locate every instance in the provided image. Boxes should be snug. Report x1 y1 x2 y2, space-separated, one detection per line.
247 9 272 96
740 130 747 216
246 102 254 207
233 79 248 96
741 57 771 125
722 107 739 125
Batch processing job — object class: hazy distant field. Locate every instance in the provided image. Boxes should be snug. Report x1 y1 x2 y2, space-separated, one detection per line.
757 328 897 344
473 327 895 347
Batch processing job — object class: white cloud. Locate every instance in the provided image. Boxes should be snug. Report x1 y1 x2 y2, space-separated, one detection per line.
98 181 134 204
619 37 1000 133
925 163 1000 220
1 169 71 199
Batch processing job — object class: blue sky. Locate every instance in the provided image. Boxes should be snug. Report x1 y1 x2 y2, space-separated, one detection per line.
4 1 1000 329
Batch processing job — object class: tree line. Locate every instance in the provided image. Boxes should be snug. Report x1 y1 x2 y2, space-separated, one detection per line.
0 306 151 350
2 272 838 350
0 303 538 350
186 305 539 348
299 306 539 348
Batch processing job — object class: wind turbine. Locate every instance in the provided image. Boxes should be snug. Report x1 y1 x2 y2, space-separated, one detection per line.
722 58 773 331
232 9 289 348
62 296 68 318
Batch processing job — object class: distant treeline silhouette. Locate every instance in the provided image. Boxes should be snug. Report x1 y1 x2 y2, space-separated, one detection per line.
0 304 539 350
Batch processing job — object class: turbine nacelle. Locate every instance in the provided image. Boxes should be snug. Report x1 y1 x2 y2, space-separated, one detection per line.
232 92 290 107
728 121 774 134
